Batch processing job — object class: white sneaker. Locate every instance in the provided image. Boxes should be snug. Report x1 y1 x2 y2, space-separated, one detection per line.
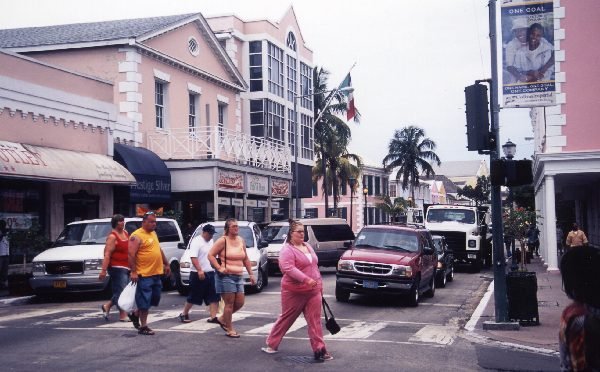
261 346 278 354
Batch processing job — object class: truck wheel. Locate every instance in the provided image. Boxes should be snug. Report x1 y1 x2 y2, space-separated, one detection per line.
406 279 420 307
335 285 350 302
437 270 447 288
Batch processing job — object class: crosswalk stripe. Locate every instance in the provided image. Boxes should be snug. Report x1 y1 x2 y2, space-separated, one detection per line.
33 311 101 326
324 321 387 339
0 308 85 323
245 316 307 335
408 325 457 345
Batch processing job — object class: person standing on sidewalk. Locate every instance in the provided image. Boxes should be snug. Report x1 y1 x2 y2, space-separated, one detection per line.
0 220 9 289
527 224 540 257
128 211 171 335
99 214 130 322
566 223 588 250
178 224 220 323
559 246 600 370
261 220 333 362
556 224 564 256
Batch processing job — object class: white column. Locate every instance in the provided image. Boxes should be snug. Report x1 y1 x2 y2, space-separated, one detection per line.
544 175 559 271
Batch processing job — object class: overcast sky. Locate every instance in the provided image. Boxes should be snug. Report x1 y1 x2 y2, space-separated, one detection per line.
1 0 534 166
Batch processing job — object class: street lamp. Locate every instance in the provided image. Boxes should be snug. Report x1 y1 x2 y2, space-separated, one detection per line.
363 187 369 227
348 177 356 231
503 139 518 270
293 86 354 219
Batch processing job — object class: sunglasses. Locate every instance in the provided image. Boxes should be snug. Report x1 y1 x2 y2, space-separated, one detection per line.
144 211 156 216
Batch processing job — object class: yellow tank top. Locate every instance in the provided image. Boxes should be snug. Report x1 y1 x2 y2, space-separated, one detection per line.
131 228 163 276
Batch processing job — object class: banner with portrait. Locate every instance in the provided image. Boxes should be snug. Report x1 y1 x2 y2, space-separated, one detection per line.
500 0 555 107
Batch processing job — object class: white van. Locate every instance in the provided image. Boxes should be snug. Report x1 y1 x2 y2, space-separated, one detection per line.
262 218 355 272
29 217 185 295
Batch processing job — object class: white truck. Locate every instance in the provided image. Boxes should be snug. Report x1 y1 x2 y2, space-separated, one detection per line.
424 204 492 270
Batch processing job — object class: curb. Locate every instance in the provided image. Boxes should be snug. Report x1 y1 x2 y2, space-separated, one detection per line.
0 295 34 306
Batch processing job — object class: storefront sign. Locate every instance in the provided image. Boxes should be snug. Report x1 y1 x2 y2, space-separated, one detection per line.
271 201 280 208
271 179 290 197
0 140 135 184
130 175 171 203
247 174 269 195
218 170 245 191
218 197 231 205
246 199 258 207
258 200 269 208
232 198 244 207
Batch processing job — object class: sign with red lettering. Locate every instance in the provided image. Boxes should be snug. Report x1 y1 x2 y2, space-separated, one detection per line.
217 170 244 191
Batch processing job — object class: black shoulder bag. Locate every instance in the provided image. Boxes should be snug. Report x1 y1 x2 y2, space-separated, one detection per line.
322 297 341 335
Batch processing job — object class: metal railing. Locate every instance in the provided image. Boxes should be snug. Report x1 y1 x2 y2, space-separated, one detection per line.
147 127 292 172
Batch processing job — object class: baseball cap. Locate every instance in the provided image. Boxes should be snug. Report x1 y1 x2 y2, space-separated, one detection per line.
202 224 216 234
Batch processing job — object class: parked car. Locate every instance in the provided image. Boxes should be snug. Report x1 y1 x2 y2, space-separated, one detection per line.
29 217 185 295
178 221 269 295
262 218 355 273
335 224 437 306
432 235 454 288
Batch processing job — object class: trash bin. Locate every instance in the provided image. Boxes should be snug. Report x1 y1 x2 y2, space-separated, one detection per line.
506 271 539 325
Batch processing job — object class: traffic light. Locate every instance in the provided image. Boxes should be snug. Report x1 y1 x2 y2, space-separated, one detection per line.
490 159 533 186
465 83 491 152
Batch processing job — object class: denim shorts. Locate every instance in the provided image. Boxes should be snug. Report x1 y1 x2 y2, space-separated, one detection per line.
187 271 220 305
215 273 245 294
108 267 130 308
135 275 162 310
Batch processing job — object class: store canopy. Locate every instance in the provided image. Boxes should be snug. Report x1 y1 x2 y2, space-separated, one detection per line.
0 140 135 184
113 143 171 203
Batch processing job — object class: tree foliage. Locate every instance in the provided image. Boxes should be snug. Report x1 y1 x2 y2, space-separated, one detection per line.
375 195 409 221
458 175 491 206
382 126 441 202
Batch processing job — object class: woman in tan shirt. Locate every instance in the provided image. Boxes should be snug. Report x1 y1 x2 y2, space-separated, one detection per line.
208 218 255 338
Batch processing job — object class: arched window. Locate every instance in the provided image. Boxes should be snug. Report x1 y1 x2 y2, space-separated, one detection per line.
286 32 296 51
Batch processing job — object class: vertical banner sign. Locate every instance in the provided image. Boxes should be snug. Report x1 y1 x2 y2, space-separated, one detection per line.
501 0 555 107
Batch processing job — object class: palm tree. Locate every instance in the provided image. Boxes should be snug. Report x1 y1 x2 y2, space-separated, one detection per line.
312 66 360 215
382 126 441 203
375 195 409 222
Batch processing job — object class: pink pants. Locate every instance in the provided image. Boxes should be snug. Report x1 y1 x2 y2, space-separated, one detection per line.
266 288 326 352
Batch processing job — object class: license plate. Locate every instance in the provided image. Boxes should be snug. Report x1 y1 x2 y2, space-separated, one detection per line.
468 254 477 259
53 280 67 289
363 280 378 289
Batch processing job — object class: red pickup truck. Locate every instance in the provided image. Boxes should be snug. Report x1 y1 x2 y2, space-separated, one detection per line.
335 224 438 306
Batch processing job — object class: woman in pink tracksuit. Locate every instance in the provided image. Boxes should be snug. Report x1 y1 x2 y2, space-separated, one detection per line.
261 220 333 362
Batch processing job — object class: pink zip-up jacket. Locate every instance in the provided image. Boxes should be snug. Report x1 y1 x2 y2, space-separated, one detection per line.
279 242 323 293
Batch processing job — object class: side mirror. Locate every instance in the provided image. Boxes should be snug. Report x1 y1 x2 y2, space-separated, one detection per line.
178 242 186 250
343 241 352 248
423 246 435 255
259 241 269 248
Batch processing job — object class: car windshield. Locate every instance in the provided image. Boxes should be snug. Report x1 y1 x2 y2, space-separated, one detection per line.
354 229 419 252
262 225 289 243
426 209 476 224
54 222 112 246
433 238 444 254
195 226 255 248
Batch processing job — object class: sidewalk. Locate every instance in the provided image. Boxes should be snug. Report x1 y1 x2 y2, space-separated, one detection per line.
471 254 568 353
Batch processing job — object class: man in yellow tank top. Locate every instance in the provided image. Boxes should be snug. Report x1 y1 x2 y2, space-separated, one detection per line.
128 212 171 335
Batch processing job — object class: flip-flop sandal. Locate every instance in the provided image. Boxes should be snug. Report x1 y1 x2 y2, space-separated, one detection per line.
179 313 191 323
119 319 131 322
225 332 240 338
206 317 219 323
217 318 228 332
138 326 155 336
128 312 140 329
100 305 109 321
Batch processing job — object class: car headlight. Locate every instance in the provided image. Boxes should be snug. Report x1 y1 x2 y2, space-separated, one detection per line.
468 239 477 248
32 262 45 274
437 261 443 269
250 260 258 267
84 259 103 271
391 264 412 278
337 259 354 272
180 262 191 269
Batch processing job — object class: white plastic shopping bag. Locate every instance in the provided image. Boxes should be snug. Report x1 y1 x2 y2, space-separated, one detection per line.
117 281 137 312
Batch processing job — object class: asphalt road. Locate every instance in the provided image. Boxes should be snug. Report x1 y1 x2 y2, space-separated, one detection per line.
0 267 560 371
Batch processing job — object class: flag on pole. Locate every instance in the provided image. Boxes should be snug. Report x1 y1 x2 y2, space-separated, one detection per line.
338 73 356 121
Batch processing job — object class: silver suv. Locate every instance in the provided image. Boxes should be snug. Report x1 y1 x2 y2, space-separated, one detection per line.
178 221 269 295
30 217 185 295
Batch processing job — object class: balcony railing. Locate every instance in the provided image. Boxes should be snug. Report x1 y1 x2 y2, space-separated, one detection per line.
147 127 291 173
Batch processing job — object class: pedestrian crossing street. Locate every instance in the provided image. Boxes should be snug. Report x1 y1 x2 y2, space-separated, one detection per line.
0 307 459 347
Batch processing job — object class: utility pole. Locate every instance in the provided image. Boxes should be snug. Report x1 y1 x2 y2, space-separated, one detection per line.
487 0 509 324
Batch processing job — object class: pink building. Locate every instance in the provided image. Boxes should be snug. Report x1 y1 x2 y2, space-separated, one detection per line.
0 50 135 244
529 0 600 270
0 11 308 224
